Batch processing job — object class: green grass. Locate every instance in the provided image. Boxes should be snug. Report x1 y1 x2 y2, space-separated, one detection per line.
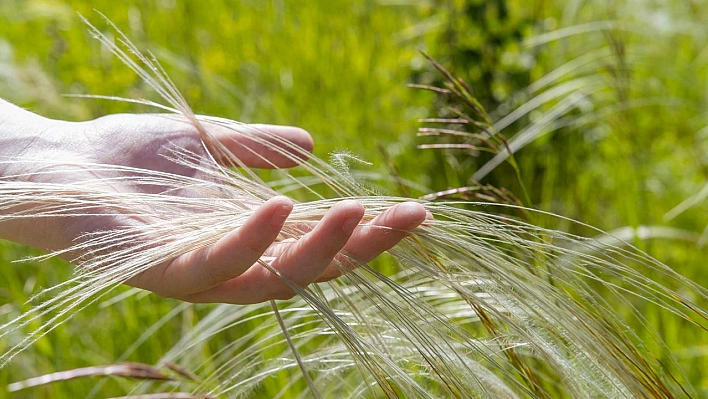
1 0 708 397
0 2 437 397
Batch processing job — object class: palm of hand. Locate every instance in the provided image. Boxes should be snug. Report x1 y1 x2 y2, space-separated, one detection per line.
6 112 427 304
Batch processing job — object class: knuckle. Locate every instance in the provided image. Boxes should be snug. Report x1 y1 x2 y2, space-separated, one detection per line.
209 268 238 286
199 247 236 283
244 240 270 259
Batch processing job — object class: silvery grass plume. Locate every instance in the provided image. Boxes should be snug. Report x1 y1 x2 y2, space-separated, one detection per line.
1 15 707 399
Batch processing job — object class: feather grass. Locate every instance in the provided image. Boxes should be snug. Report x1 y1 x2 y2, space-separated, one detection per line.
1 14 707 398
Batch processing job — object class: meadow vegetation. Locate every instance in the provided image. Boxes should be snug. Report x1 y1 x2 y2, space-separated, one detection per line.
1 0 707 397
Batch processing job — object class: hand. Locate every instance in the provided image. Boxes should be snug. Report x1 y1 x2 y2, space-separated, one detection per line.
0 100 428 304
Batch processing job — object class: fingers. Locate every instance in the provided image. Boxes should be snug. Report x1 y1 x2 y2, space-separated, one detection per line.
128 196 293 298
88 114 313 171
270 200 364 285
133 199 427 305
207 122 314 169
183 200 365 304
345 202 427 263
317 202 428 281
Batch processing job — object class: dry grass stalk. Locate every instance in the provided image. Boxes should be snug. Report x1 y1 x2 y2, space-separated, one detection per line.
0 14 707 398
106 394 216 399
7 362 172 392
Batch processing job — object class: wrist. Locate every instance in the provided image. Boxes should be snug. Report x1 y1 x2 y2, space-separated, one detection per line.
0 99 51 134
0 100 72 175
0 100 64 250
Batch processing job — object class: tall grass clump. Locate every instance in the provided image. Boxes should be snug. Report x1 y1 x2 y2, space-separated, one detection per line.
1 12 708 399
416 5 708 388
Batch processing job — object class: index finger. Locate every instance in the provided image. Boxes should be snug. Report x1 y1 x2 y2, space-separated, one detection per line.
205 122 314 169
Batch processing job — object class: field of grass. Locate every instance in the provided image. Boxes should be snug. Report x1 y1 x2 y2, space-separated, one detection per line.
1 0 708 397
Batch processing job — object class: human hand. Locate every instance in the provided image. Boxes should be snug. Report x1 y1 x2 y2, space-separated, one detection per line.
0 100 428 304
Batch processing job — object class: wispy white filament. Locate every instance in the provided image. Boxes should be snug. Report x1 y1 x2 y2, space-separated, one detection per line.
0 14 706 399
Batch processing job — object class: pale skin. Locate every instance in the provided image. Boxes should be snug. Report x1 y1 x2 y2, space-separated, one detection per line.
0 99 428 304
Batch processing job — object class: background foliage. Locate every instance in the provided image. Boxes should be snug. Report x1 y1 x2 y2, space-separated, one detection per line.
0 0 707 397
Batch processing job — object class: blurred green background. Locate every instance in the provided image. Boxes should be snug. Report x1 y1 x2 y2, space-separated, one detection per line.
1 0 708 397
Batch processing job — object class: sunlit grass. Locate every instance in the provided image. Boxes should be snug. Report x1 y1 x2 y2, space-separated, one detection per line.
2 0 708 397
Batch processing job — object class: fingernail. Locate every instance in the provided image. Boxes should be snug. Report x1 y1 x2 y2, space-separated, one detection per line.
271 205 290 227
342 214 360 235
